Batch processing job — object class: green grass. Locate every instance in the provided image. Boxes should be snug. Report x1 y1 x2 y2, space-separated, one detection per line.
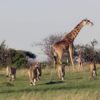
0 64 100 100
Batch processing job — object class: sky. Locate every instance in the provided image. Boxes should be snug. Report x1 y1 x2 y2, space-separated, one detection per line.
0 0 100 61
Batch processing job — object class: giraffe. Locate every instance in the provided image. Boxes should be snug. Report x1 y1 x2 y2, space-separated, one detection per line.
51 19 93 80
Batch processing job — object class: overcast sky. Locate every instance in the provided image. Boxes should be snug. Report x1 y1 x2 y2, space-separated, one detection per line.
0 0 100 60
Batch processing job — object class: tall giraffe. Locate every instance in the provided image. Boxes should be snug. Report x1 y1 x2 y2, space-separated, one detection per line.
52 19 93 67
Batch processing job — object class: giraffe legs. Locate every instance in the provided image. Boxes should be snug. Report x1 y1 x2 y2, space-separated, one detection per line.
55 63 65 81
53 49 63 68
53 49 65 80
68 44 74 68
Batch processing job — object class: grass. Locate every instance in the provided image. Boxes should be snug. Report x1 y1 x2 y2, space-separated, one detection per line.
0 64 100 100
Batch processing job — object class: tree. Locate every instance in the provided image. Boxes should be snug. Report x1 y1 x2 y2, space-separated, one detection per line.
74 39 99 63
42 34 63 61
0 40 36 68
0 40 7 66
91 39 98 49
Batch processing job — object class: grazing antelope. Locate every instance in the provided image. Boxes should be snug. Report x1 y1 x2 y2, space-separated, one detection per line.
28 62 42 86
51 19 93 78
6 66 16 81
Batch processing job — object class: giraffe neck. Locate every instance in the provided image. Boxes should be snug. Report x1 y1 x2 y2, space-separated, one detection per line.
64 21 84 42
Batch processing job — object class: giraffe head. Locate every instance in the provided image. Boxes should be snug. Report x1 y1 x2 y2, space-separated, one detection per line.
82 19 94 26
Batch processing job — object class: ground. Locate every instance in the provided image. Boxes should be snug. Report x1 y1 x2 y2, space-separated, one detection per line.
0 64 100 100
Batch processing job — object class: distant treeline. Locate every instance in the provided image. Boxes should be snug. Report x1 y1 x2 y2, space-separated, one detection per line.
1 36 100 69
74 44 100 63
0 40 36 68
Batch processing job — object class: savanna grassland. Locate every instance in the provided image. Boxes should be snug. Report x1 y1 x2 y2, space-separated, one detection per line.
0 64 100 100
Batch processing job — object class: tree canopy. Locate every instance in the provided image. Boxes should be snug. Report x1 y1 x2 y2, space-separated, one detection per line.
0 41 36 68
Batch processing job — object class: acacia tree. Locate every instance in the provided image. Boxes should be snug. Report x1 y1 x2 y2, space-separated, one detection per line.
33 34 63 62
43 34 63 61
0 40 36 68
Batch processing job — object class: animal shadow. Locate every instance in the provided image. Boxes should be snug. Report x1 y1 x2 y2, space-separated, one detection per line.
45 80 64 85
